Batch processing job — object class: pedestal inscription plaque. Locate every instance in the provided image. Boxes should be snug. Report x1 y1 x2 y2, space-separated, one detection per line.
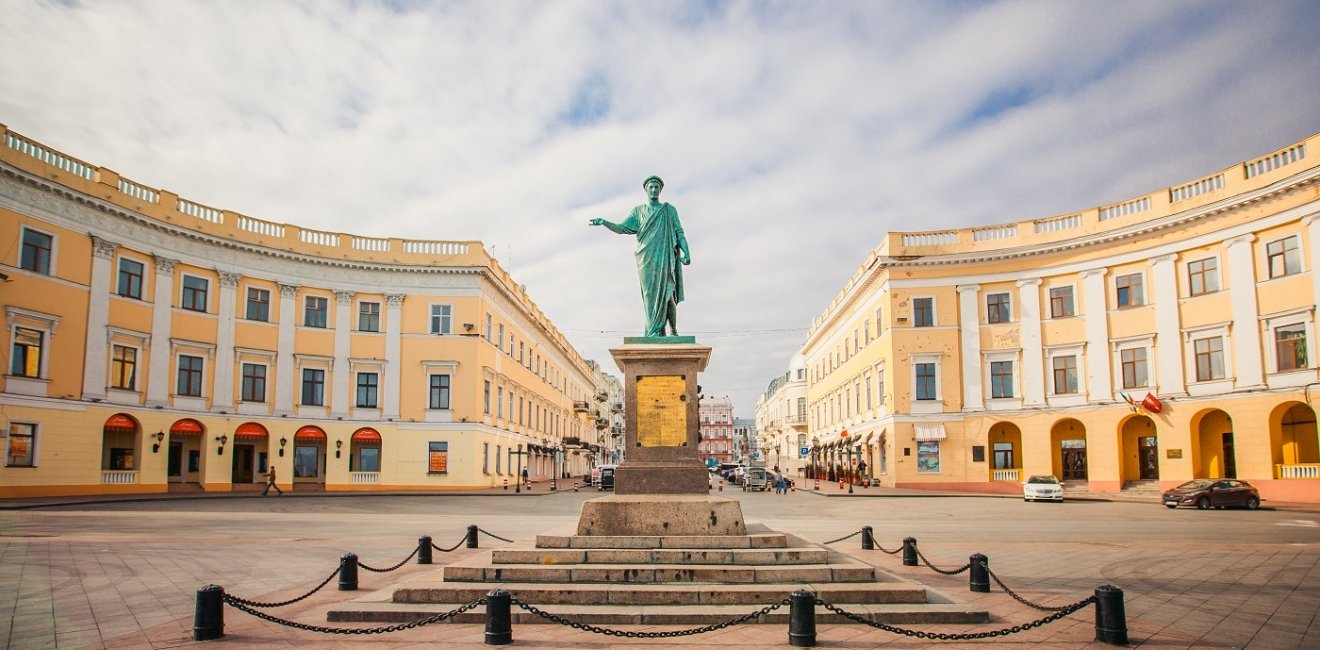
636 375 686 447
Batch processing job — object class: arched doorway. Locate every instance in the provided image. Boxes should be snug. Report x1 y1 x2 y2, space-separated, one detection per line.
1271 402 1319 478
1050 418 1088 481
167 419 205 485
232 422 269 485
350 428 382 484
1190 409 1235 479
101 413 140 484
987 422 1023 482
293 425 327 486
1119 415 1159 482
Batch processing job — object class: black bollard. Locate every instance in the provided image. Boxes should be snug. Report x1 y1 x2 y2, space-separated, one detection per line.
861 526 874 551
193 584 225 641
1095 584 1128 645
787 589 817 647
418 536 433 565
467 524 480 549
902 537 918 566
484 589 513 645
969 553 990 592
338 553 359 591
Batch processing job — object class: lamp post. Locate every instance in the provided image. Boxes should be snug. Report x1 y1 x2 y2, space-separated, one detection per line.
508 444 529 494
847 444 855 494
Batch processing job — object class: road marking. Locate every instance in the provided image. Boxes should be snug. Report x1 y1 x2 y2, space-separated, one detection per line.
1276 520 1318 527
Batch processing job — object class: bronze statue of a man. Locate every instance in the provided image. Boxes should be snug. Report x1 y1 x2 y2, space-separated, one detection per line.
590 176 691 337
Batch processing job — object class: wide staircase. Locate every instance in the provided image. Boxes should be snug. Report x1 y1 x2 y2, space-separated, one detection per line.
328 524 987 625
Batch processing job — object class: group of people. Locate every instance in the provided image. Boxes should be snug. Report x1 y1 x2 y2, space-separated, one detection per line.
770 470 792 495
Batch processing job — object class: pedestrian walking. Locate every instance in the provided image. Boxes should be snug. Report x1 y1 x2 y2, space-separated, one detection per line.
261 465 283 496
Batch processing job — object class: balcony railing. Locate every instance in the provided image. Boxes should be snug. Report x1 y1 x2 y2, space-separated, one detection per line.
594 391 608 402
102 470 138 484
350 472 380 484
611 402 623 413
1276 464 1320 479
573 401 590 413
785 414 807 426
991 468 1020 482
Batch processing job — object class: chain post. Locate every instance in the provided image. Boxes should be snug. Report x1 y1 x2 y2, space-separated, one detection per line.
418 536 433 565
193 584 225 641
484 589 513 645
861 526 874 550
902 537 918 566
788 590 817 647
969 553 990 592
467 524 480 549
338 553 359 591
1094 584 1128 645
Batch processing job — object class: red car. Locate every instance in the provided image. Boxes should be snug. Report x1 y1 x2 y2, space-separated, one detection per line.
1162 479 1261 510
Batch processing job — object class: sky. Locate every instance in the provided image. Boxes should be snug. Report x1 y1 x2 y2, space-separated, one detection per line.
3 0 1319 417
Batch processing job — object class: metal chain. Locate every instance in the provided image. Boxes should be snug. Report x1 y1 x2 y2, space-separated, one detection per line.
478 527 514 543
986 565 1073 611
223 565 342 609
823 530 862 544
432 535 468 553
510 596 789 638
915 549 970 575
873 541 903 555
358 545 420 573
222 595 485 634
815 596 1097 641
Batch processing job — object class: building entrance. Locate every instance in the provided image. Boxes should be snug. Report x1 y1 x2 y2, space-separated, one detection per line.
233 445 255 483
1222 432 1236 478
1138 436 1159 480
1062 448 1087 480
168 442 183 481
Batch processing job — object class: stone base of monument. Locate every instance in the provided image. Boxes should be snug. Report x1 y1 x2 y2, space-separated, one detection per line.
327 522 989 625
576 494 747 536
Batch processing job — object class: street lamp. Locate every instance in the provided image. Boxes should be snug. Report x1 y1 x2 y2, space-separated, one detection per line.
847 444 854 494
509 444 529 494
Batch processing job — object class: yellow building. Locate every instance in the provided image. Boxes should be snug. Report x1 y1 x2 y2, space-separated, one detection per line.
804 134 1320 504
0 125 601 497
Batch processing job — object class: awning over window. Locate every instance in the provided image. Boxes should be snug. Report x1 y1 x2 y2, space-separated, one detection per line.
170 419 203 437
234 422 268 439
351 428 382 444
103 414 137 432
862 431 874 445
295 426 327 441
914 423 947 441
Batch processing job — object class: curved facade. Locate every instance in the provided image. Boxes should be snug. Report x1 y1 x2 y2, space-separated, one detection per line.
0 124 601 497
803 133 1320 503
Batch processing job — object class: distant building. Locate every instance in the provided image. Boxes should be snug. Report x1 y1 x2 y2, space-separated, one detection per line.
755 353 809 475
732 418 758 464
698 396 734 465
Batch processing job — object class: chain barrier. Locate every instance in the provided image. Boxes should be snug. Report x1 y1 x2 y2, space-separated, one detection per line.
358 545 420 573
510 596 789 638
223 594 485 634
432 535 468 553
478 527 514 543
985 564 1073 612
915 549 970 575
823 530 862 544
816 596 1097 641
873 541 903 555
223 565 342 609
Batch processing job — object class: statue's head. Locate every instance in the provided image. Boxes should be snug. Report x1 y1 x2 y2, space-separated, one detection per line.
643 175 663 201
642 175 664 191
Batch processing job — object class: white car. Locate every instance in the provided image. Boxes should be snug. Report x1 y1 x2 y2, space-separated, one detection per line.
1023 475 1063 502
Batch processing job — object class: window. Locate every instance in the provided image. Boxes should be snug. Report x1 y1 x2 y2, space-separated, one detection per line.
429 374 451 410
915 363 937 400
990 360 1014 398
485 313 493 341
111 345 137 390
20 228 53 274
7 422 36 467
1187 257 1219 296
359 448 380 473
987 293 1011 324
496 444 502 474
913 297 934 327
241 363 266 402
1049 286 1075 318
1194 337 1225 381
483 442 490 474
428 441 448 474
498 324 505 349
1052 355 1078 394
876 365 885 404
993 442 1014 470
519 341 525 364
294 446 318 478
917 441 940 473
181 276 209 312
1275 324 1307 372
497 386 504 418
304 296 328 328
1120 348 1148 389
1267 235 1302 278
10 327 43 378
301 368 325 406
484 380 491 414
117 258 144 299
356 372 379 408
1116 273 1144 308
176 355 204 397
430 304 452 334
246 288 270 321
358 302 380 332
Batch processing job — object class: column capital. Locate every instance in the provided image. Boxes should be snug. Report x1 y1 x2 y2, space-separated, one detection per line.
1015 277 1042 288
956 284 982 294
1224 233 1256 249
218 271 242 288
91 236 118 259
278 282 300 298
1080 268 1108 279
335 290 355 305
1302 213 1320 227
386 294 406 307
154 256 178 274
1149 253 1178 266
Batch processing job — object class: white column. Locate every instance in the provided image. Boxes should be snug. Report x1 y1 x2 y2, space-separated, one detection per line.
81 237 116 400
275 283 299 415
212 271 240 411
145 257 177 406
1306 215 1320 335
1016 278 1045 406
1150 254 1186 396
1225 234 1264 389
384 294 404 420
1081 269 1111 400
957 284 983 411
332 290 354 417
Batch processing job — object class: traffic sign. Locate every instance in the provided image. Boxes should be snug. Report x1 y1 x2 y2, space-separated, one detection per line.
799 447 810 457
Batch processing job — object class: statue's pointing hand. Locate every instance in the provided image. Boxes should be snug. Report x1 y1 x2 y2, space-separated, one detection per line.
589 218 604 226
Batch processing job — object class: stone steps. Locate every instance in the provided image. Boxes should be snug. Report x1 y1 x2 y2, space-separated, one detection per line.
535 532 788 549
443 558 877 583
328 601 989 625
491 546 828 565
391 580 929 606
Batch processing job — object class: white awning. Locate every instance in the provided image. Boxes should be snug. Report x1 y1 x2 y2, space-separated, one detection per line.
914 423 947 441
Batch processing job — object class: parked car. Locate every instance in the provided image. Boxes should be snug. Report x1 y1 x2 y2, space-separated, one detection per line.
1163 479 1260 510
742 466 769 491
597 464 617 491
1023 475 1063 502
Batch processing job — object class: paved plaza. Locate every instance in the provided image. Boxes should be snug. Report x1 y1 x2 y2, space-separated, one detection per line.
1 486 1317 649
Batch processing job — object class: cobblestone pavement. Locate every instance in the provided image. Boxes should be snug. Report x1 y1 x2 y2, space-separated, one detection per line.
1 486 1317 649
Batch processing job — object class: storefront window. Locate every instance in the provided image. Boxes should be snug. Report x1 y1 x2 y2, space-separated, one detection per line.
359 447 381 472
7 423 36 467
294 446 318 478
917 441 940 473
